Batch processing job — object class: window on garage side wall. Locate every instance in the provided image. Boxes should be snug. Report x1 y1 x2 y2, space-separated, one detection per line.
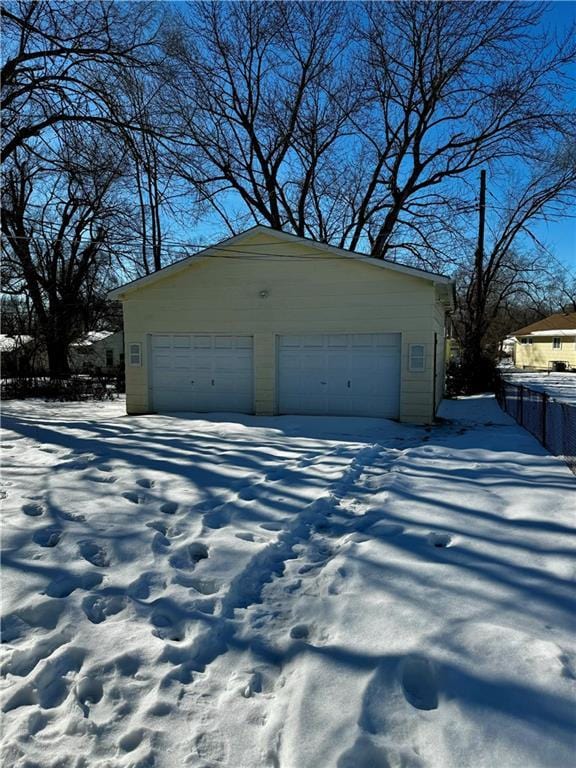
408 344 425 372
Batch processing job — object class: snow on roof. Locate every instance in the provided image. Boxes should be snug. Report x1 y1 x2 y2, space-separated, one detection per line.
0 334 33 352
71 331 115 347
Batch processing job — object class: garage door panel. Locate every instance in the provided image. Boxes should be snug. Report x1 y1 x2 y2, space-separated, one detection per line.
278 333 400 418
151 334 253 413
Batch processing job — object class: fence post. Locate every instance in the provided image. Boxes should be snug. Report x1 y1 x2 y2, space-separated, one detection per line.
542 392 548 447
519 385 524 425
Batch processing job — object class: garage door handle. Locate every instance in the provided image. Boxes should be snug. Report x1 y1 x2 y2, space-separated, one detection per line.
211 379 215 386
190 380 195 384
347 380 351 388
320 381 327 385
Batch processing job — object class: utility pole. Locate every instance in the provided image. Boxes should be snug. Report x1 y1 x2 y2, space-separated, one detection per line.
475 169 486 293
471 169 487 347
463 169 487 385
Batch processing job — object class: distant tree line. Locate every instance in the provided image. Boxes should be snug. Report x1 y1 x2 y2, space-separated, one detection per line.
2 1 575 383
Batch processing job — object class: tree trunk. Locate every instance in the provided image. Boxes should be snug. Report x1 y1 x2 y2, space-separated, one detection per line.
45 339 71 377
460 320 495 394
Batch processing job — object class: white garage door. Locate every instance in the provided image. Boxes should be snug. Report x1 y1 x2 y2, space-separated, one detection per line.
151 334 253 413
278 334 401 418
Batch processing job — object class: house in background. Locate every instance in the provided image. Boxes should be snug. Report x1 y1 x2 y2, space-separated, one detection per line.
0 334 36 375
512 312 576 370
69 330 124 373
109 226 454 424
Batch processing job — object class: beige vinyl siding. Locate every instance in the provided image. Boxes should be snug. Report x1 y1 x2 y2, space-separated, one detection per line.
515 336 576 370
121 231 445 423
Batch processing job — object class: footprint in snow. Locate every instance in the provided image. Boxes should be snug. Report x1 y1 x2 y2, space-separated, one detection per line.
2 682 39 713
148 701 172 717
33 527 63 548
369 522 405 538
63 459 92 471
160 501 179 515
150 611 180 638
427 532 452 549
259 521 283 531
192 730 228 764
237 485 260 501
33 646 86 710
123 491 147 505
137 478 155 489
560 652 576 680
169 543 209 571
236 531 254 542
2 629 72 678
22 502 45 517
76 675 103 716
151 531 171 553
58 510 86 522
400 656 439 710
45 572 102 599
128 571 166 601
78 541 110 567
119 728 147 753
88 473 117 484
82 594 126 624
328 567 348 596
203 510 231 529
290 624 310 640
147 519 182 540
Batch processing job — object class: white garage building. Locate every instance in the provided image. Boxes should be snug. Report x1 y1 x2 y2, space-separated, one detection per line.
109 227 454 423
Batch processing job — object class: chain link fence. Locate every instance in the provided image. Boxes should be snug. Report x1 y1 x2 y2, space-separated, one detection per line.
0 373 124 401
495 376 576 474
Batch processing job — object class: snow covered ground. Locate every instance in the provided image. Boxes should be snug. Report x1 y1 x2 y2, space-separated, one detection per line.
503 372 576 404
1 396 575 768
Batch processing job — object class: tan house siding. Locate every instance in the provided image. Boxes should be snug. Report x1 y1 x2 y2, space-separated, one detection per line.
120 231 450 423
515 336 576 370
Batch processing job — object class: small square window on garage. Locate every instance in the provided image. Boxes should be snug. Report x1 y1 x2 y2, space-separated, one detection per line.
552 337 562 349
129 343 142 366
408 344 425 372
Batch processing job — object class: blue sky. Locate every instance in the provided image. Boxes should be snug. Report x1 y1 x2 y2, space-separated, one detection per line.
174 1 576 274
528 1 576 270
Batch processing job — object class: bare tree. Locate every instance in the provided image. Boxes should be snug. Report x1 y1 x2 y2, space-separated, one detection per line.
1 0 159 163
350 2 576 260
454 149 576 390
1 146 126 375
163 1 357 240
161 1 575 264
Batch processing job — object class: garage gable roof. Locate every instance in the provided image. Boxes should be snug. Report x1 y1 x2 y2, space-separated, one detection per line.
108 225 454 303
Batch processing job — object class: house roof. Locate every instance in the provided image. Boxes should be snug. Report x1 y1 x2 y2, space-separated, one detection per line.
108 225 455 307
512 312 576 337
71 331 116 347
0 334 33 352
